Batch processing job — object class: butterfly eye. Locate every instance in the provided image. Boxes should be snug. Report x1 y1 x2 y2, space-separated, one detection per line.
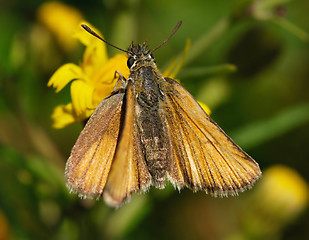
127 57 135 69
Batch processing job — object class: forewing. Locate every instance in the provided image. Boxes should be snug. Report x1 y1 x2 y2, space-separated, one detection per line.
103 81 151 207
65 91 124 199
162 78 261 196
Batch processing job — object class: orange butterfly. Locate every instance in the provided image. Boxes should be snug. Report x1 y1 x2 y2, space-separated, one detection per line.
65 21 261 207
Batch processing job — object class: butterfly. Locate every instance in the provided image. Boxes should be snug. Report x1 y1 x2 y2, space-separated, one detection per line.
65 21 261 207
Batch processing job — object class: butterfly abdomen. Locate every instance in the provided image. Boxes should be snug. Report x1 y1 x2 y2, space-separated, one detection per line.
137 109 168 189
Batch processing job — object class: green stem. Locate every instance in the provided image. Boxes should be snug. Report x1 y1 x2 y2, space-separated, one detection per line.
230 103 309 150
178 64 237 79
272 18 309 42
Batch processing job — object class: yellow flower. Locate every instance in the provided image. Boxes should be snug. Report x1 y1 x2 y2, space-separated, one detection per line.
255 165 309 219
48 22 129 128
37 1 84 52
49 24 210 128
234 165 309 239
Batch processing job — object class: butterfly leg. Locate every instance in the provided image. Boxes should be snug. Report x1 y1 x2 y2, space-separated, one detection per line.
113 70 127 91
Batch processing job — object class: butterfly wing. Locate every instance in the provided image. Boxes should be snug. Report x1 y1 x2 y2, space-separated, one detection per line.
161 78 261 196
103 81 151 207
65 90 125 199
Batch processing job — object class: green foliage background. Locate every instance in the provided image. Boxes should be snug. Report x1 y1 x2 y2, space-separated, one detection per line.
0 0 309 239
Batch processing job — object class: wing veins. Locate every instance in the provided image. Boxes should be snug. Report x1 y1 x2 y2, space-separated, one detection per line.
96 142 118 195
169 93 235 183
80 134 104 187
171 94 250 188
167 95 217 189
163 80 261 194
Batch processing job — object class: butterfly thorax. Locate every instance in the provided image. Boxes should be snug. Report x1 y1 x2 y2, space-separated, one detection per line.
127 43 164 109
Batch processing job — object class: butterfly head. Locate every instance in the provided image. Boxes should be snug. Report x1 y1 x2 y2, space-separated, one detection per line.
127 42 155 69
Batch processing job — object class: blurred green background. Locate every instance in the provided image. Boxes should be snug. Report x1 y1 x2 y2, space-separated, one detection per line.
1 0 309 239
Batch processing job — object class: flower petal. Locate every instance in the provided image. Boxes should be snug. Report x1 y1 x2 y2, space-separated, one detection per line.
81 25 109 76
92 54 130 105
74 21 104 47
71 80 95 116
48 63 85 93
51 103 78 129
164 39 191 78
37 1 84 52
163 58 178 78
198 100 211 115
93 54 129 84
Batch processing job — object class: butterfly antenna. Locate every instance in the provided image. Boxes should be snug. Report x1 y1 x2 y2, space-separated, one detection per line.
81 24 129 54
150 21 182 54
